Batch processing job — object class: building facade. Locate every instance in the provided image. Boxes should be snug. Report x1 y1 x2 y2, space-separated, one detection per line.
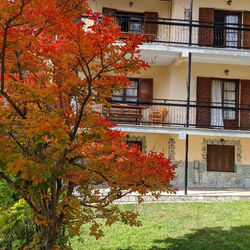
89 0 250 189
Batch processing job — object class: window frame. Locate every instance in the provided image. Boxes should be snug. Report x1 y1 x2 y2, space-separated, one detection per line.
113 78 140 104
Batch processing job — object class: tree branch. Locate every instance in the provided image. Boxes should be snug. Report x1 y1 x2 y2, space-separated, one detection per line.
8 131 27 154
0 171 18 189
0 1 27 119
69 59 92 141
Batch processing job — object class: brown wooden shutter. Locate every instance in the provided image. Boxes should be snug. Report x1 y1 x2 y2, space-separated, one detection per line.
207 145 235 172
196 77 211 128
240 80 250 129
243 12 250 48
144 12 158 40
138 78 153 103
198 8 214 46
102 7 117 16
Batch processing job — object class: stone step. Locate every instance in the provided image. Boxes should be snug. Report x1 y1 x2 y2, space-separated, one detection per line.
113 194 250 204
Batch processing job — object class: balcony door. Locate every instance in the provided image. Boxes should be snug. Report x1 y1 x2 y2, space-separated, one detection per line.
197 77 239 129
199 8 242 48
214 11 241 48
103 8 158 40
116 11 144 34
211 79 239 128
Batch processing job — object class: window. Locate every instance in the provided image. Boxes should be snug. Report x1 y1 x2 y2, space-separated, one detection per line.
112 78 153 104
117 12 144 34
207 145 235 172
113 79 139 103
126 135 146 153
126 141 142 151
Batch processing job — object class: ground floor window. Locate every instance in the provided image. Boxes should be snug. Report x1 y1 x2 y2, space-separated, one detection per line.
207 144 235 172
126 141 143 151
125 135 146 153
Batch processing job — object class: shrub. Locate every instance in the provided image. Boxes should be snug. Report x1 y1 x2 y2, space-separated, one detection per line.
0 199 42 250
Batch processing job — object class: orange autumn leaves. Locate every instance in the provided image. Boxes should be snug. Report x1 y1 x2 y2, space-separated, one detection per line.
0 0 176 243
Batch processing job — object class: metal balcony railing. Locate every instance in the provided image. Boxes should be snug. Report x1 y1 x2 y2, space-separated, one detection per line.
96 98 250 130
101 14 250 50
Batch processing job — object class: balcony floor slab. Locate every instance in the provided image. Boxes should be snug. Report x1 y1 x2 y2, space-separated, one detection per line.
139 43 250 66
115 124 250 138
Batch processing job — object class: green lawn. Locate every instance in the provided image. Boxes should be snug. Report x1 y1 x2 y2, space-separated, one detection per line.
69 201 250 250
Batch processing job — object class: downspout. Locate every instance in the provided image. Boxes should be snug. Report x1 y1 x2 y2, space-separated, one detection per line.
167 0 173 42
184 0 193 195
169 0 172 18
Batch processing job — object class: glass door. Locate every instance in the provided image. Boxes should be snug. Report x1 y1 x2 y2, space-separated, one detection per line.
213 11 241 48
223 80 239 128
225 14 240 47
210 79 239 129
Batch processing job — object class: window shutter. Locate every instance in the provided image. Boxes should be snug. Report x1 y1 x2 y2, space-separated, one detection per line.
103 7 117 16
196 77 211 127
243 12 250 48
225 146 235 172
139 78 153 103
207 145 219 171
144 12 158 40
207 145 235 172
198 8 214 46
240 80 250 129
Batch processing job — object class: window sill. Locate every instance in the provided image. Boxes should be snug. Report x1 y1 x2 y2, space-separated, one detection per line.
207 170 236 174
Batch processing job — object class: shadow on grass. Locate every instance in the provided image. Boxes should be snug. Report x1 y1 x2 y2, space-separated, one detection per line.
149 226 250 250
99 226 250 250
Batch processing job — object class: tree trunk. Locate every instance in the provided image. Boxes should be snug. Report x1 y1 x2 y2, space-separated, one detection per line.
42 223 61 250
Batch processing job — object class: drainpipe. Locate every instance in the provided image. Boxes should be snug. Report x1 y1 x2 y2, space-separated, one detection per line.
169 0 172 19
184 0 193 195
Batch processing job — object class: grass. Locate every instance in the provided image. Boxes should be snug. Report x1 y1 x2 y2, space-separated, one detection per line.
68 201 250 250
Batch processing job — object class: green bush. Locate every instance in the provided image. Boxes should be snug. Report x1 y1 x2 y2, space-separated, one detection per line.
0 180 69 249
0 199 42 250
0 179 19 209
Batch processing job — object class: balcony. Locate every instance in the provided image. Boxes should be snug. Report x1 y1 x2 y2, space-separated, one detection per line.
99 99 250 131
104 14 250 50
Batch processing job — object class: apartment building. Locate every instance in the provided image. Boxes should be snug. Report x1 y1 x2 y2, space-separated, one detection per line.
89 0 250 191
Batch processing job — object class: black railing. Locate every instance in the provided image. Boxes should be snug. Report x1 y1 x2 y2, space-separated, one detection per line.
98 98 250 130
101 14 250 50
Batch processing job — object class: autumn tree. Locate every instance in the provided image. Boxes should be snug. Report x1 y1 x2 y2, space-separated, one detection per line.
0 0 176 249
